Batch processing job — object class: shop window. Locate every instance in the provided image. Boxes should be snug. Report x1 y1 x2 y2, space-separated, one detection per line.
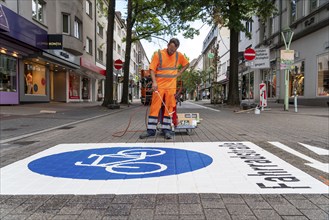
24 63 46 95
69 73 80 99
289 61 305 96
32 0 45 23
82 78 90 99
241 71 254 100
0 54 17 92
264 70 276 98
62 13 70 34
317 53 329 96
74 18 82 39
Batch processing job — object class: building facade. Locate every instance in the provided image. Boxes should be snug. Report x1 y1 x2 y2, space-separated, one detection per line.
0 0 149 105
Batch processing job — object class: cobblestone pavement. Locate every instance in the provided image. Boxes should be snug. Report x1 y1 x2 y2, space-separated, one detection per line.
0 100 328 220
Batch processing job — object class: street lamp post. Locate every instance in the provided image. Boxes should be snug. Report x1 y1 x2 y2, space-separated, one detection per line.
281 28 294 111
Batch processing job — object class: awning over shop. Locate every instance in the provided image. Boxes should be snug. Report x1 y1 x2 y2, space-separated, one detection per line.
80 57 105 76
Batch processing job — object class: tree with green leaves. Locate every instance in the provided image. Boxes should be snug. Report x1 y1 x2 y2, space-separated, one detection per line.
158 0 277 106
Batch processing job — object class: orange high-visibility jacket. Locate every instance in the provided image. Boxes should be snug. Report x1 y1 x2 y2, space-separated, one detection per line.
149 49 189 89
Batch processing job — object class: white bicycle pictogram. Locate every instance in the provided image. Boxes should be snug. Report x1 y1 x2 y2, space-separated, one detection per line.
75 148 167 175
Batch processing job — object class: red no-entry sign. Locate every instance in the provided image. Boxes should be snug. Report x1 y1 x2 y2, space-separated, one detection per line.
114 59 123 70
244 48 256 61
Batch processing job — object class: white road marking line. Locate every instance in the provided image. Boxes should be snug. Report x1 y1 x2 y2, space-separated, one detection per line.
299 143 329 156
185 101 221 112
269 142 329 173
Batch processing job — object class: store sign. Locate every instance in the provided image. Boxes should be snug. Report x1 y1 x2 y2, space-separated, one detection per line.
46 49 80 66
48 34 63 49
0 5 10 32
250 48 270 69
0 5 47 48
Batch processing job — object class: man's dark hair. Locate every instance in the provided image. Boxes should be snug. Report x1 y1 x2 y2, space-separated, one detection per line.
168 38 180 48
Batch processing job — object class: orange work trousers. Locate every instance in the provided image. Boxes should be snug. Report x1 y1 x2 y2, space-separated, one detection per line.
149 88 176 117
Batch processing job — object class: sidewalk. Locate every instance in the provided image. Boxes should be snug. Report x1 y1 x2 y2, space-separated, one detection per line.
0 100 328 220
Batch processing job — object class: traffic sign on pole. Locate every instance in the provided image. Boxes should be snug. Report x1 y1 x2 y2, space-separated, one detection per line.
244 48 256 61
114 59 123 70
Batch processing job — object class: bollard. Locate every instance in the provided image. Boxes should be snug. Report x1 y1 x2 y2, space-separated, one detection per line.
294 89 298 113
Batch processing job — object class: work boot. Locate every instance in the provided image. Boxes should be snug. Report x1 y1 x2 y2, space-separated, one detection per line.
164 132 172 140
139 131 155 139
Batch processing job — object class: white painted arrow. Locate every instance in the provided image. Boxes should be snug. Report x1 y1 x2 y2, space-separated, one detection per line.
269 142 329 173
299 143 329 156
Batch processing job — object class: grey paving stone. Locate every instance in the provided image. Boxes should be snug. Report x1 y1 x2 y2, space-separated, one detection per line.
153 215 179 220
200 193 221 199
133 196 156 209
222 194 245 204
178 193 201 204
67 195 95 204
304 195 329 205
128 208 153 220
262 195 290 206
156 194 178 204
102 216 128 220
282 216 308 220
52 214 80 220
37 196 70 210
84 198 114 209
225 204 254 216
201 198 225 209
0 195 12 204
155 204 179 215
78 208 107 219
58 203 85 215
253 209 281 220
204 208 231 220
299 208 329 220
7 201 41 215
179 204 203 215
112 195 135 204
26 211 56 220
271 205 302 215
318 204 329 213
231 215 257 220
2 214 29 220
288 199 318 209
180 214 206 219
282 194 306 200
105 204 132 216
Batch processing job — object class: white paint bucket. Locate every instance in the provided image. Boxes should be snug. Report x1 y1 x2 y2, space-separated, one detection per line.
254 108 260 115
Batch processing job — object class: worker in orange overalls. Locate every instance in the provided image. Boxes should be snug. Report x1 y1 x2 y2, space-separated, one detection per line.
139 38 189 139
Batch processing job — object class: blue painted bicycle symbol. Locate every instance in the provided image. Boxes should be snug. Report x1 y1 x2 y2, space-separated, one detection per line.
75 148 167 175
28 147 213 180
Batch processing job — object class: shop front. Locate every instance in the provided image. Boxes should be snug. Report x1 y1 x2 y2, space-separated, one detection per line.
79 57 105 102
0 4 47 104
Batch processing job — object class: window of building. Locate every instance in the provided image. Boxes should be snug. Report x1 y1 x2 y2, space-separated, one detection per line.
74 18 82 39
117 25 121 36
246 21 252 34
113 40 116 51
86 0 92 18
289 61 305 96
62 13 70 34
97 22 104 38
32 0 45 23
86 37 92 54
97 49 103 62
311 0 328 11
24 62 46 95
317 53 329 96
0 54 17 93
290 0 297 23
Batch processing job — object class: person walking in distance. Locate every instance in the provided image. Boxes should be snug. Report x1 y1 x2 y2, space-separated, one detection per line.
140 38 189 139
